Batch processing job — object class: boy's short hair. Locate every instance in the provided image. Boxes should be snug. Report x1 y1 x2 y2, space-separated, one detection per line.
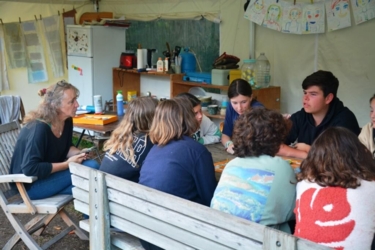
176 92 201 107
302 70 339 98
233 108 291 157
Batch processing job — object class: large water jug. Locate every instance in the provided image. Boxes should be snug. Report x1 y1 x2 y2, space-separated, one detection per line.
255 53 271 88
180 47 196 73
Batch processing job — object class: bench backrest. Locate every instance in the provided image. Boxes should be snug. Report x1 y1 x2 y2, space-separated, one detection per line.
0 121 21 198
69 162 331 250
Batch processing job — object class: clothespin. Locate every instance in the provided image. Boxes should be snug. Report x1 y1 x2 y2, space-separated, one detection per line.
63 8 65 13
40 14 42 20
58 10 60 16
276 0 279 3
310 0 313 3
0 19 3 25
294 0 296 5
34 15 38 21
19 17 21 23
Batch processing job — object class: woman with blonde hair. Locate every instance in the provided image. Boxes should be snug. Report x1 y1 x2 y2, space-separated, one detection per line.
100 97 158 182
139 97 217 250
10 80 99 200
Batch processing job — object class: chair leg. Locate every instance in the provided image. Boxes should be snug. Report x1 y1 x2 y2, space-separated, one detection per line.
59 208 89 240
31 213 58 236
2 213 43 250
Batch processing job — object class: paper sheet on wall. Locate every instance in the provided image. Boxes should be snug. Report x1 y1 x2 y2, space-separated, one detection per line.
281 2 304 34
3 23 27 69
0 26 9 91
41 15 64 77
262 0 283 31
302 3 325 34
350 0 375 24
244 0 267 25
21 20 48 83
325 0 352 31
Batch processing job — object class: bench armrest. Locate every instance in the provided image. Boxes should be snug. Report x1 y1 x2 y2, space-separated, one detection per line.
0 174 38 184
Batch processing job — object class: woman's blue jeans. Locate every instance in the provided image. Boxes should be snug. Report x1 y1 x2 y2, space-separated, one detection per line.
27 159 100 200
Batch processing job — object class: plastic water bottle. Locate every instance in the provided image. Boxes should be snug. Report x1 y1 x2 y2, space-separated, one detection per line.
255 53 271 88
116 90 124 116
180 47 196 73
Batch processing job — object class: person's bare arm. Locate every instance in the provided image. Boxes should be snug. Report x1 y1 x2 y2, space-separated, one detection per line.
51 153 88 173
221 134 231 147
277 143 308 159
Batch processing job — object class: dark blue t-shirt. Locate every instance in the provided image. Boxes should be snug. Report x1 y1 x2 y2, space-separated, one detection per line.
139 135 217 206
99 133 153 182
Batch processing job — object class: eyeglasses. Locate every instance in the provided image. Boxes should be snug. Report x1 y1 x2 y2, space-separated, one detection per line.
50 80 71 96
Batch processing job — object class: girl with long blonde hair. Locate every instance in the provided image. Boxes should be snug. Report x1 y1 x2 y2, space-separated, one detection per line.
99 97 158 182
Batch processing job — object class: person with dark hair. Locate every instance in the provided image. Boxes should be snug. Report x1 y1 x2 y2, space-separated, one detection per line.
139 97 217 250
278 70 360 159
99 97 158 182
211 108 296 233
10 80 99 200
177 92 221 144
222 78 263 154
294 127 375 249
358 93 375 159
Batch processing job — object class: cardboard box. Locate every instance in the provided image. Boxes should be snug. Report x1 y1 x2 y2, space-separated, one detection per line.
229 69 242 85
73 114 118 125
211 69 231 86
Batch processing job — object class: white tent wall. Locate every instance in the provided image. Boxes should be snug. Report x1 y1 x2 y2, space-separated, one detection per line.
0 2 84 111
0 0 374 126
256 18 375 127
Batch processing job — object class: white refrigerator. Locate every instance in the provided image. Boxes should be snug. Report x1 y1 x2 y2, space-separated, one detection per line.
67 25 126 106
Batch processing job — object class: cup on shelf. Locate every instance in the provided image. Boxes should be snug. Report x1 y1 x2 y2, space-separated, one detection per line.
207 104 218 115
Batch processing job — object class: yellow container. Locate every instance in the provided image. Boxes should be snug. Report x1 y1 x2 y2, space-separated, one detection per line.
127 90 137 101
229 70 242 85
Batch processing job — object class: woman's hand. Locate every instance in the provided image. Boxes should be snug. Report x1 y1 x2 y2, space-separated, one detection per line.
66 153 88 164
226 143 235 155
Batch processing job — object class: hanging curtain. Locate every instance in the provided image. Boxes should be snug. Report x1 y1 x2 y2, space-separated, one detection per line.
0 25 10 91
20 20 48 83
3 22 27 69
40 15 64 78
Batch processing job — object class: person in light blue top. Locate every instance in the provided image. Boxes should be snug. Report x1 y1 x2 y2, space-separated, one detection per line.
211 108 296 233
222 78 263 154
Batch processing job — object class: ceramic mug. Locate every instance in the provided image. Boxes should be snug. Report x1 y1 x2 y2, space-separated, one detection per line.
207 104 218 115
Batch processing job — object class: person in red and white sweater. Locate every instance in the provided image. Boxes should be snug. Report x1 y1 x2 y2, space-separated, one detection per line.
294 127 375 250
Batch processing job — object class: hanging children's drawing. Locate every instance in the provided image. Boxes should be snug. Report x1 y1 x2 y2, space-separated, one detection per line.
325 0 352 31
262 0 283 31
350 0 375 24
282 2 304 34
244 0 267 25
302 3 325 34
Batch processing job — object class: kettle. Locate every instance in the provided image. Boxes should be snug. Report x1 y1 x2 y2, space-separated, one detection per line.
119 52 137 69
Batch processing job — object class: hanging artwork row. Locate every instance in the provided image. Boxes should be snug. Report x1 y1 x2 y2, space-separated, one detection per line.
244 0 375 34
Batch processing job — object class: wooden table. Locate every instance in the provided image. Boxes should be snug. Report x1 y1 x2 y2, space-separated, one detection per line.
73 114 122 151
205 143 302 180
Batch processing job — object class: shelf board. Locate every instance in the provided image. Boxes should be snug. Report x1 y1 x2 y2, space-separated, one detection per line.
173 80 229 91
203 111 225 120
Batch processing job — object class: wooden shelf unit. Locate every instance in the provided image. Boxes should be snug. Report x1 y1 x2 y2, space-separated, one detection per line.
170 74 281 116
112 68 281 117
112 67 184 102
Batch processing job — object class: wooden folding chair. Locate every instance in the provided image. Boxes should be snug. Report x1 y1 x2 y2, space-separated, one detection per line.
0 121 88 250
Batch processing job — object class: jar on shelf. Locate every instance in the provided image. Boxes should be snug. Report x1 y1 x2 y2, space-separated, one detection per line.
241 59 256 88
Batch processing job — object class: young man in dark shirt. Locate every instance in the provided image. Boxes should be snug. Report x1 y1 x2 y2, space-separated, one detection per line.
278 70 360 159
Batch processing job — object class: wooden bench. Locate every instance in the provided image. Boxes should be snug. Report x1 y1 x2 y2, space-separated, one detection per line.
69 162 331 250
